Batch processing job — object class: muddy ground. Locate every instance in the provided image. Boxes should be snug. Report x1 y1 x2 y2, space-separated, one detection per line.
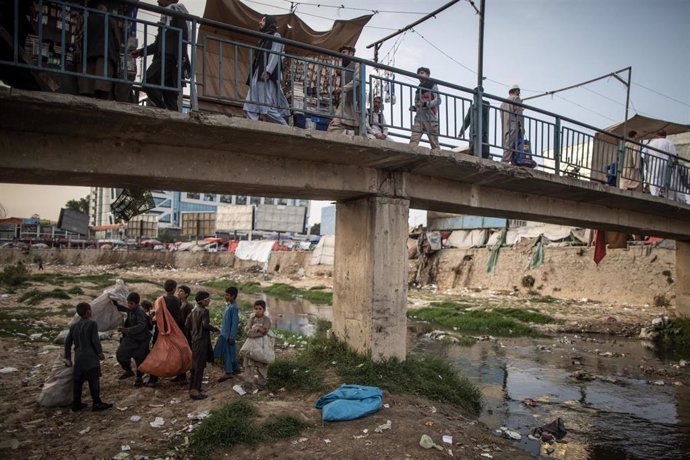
0 263 679 459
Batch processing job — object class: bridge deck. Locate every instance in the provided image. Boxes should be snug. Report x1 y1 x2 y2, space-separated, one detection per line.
2 88 690 239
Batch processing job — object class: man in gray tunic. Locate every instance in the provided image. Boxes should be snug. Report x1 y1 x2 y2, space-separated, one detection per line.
328 46 361 135
500 84 524 163
243 15 290 125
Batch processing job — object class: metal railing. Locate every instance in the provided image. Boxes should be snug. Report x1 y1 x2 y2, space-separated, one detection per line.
1 0 688 203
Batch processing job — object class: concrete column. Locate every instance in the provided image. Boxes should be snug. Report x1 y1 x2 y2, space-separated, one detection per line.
677 241 690 317
333 196 410 361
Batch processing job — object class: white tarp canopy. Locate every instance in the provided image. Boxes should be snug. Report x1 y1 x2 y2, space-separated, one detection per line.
310 234 335 265
486 224 582 246
235 240 275 263
446 229 489 248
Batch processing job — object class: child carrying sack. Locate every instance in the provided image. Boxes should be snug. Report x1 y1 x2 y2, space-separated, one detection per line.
239 331 276 364
139 297 192 377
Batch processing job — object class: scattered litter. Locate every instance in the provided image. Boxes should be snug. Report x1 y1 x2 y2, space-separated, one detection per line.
233 384 246 396
532 417 567 440
121 445 131 451
148 404 164 408
430 406 437 413
374 420 391 433
480 454 493 458
0 367 19 374
116 406 128 411
680 360 687 368
169 398 181 404
78 426 90 435
129 416 141 422
356 363 365 368
113 453 129 460
419 434 443 451
424 421 434 427
150 417 165 428
323 439 331 444
29 333 43 340
383 404 390 409
527 434 539 441
187 411 210 421
652 380 665 386
497 427 522 440
522 398 537 408
292 437 308 445
442 435 453 444
448 449 453 456
363 429 369 434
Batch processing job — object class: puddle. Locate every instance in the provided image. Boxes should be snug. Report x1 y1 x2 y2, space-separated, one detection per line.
261 295 332 337
414 332 690 459
258 300 690 459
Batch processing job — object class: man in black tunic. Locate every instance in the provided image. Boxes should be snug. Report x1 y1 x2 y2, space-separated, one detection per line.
64 302 112 412
115 292 151 387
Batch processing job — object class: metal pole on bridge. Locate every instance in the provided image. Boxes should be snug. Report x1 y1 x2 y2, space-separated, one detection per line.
614 67 632 188
473 0 486 158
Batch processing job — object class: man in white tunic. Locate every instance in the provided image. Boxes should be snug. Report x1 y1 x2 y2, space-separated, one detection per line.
645 130 686 202
243 15 289 125
500 84 524 163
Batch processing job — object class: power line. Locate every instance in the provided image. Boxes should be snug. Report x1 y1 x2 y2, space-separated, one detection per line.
278 0 429 15
242 0 398 30
632 81 690 109
555 94 617 123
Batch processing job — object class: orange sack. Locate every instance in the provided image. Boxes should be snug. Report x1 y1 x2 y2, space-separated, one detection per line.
139 296 192 377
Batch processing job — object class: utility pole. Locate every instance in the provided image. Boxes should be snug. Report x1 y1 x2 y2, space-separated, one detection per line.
473 0 485 158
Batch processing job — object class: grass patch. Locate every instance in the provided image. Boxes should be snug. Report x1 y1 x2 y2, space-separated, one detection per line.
308 285 328 291
189 399 308 459
18 288 71 305
268 320 481 413
494 307 558 324
408 304 542 337
528 295 560 304
656 318 690 360
202 279 263 295
0 263 30 287
67 286 84 295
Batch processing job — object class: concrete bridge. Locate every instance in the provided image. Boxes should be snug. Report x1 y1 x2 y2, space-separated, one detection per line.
2 87 690 360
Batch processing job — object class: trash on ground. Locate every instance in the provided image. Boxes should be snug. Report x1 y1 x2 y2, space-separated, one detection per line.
121 445 131 451
150 417 165 428
314 384 383 422
497 426 522 440
532 417 567 440
233 384 247 396
130 416 141 422
424 420 434 427
522 398 537 407
78 426 90 435
187 410 209 421
0 367 19 374
374 420 391 433
419 434 443 451
442 435 453 444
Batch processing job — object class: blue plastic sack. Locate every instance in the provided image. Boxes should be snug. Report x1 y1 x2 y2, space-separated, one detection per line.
314 384 384 421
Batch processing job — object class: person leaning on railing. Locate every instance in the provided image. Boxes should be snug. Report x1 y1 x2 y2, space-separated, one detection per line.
327 46 361 135
619 130 642 192
500 84 524 163
132 0 190 111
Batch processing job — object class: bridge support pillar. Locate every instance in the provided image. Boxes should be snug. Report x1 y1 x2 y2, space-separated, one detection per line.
333 196 410 361
677 241 690 317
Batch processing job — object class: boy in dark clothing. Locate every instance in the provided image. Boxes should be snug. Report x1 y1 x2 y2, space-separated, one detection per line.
64 302 112 412
185 291 219 400
115 292 152 387
178 285 193 344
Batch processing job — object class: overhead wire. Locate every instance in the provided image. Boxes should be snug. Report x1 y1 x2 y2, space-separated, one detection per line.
277 0 429 15
632 82 690 109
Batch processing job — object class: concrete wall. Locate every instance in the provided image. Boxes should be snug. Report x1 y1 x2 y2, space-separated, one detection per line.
425 245 676 306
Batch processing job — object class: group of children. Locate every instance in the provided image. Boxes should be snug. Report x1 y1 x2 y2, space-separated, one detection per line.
64 279 272 410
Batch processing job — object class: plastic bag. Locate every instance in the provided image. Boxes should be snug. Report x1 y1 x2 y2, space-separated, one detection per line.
138 297 192 377
239 332 275 364
68 279 128 332
37 353 73 407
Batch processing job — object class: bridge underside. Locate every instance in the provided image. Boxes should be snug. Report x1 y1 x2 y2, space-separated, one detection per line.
2 88 690 358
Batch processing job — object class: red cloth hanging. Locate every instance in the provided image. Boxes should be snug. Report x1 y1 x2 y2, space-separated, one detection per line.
593 230 607 265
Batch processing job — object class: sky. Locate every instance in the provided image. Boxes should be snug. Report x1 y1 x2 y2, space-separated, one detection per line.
2 0 689 226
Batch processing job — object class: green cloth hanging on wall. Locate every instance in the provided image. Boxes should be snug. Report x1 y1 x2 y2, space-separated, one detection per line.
529 235 544 269
487 228 507 273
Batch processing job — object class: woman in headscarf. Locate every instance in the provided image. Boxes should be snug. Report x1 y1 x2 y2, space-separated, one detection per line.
243 15 290 124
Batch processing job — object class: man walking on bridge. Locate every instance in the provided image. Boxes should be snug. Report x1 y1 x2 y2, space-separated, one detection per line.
500 84 524 163
409 67 441 151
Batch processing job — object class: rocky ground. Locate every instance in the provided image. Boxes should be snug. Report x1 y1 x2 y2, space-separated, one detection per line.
0 263 680 459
